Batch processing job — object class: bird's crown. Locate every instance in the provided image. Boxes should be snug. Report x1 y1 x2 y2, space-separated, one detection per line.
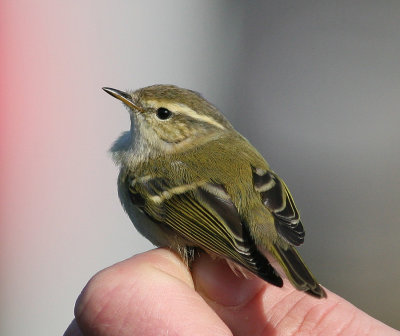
104 85 233 147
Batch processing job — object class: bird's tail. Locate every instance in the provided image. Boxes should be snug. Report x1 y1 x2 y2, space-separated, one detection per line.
270 243 327 298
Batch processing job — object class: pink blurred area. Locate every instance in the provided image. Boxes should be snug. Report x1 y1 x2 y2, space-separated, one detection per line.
1 2 108 257
0 1 149 334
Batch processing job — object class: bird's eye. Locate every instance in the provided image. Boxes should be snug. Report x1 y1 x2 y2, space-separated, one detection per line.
156 107 172 120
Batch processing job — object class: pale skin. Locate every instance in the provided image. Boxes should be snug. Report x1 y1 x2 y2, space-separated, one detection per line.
64 249 399 336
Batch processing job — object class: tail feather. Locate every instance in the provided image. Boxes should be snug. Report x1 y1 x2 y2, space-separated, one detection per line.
271 244 327 298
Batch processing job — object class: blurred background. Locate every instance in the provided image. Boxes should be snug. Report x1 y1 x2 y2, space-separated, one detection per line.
1 1 399 334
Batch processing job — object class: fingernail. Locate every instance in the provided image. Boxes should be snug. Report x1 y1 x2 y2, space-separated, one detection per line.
192 254 265 307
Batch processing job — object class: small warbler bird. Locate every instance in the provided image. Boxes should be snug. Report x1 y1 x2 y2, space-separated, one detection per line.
103 84 326 298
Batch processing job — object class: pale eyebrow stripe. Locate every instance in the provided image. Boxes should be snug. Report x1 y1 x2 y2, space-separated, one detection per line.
146 100 225 130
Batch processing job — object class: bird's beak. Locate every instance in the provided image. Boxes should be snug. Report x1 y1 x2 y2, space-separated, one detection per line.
102 87 143 112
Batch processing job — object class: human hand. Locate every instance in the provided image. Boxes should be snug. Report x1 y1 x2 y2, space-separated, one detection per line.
64 249 399 336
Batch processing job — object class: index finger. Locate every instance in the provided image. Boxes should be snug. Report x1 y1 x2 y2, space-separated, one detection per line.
72 249 232 336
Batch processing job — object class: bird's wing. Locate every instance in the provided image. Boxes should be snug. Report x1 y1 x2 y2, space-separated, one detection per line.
130 176 283 287
252 167 305 246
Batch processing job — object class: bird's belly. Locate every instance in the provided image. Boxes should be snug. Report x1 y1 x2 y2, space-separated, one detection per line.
118 181 172 248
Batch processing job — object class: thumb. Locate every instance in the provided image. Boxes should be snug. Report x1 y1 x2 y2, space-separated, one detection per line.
192 253 399 336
